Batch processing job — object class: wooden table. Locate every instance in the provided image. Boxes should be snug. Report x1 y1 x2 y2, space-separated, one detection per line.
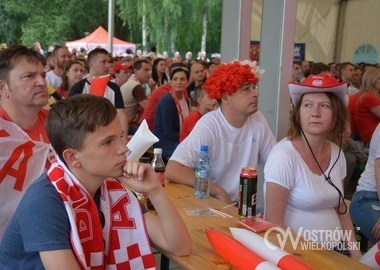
157 182 370 270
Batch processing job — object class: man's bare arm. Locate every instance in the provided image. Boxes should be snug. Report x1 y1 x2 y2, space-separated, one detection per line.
40 249 81 270
117 109 129 142
165 160 195 186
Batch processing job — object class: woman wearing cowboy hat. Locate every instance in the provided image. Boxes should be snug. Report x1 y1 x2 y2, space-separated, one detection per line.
264 73 361 259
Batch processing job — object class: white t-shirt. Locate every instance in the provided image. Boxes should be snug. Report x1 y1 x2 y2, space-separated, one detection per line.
264 139 346 242
356 123 380 192
170 108 276 202
46 70 62 89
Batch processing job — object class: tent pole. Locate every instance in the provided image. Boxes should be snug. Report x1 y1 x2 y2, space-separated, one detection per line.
108 0 115 54
334 0 348 63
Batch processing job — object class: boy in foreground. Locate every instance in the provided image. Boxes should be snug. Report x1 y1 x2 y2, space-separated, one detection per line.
0 94 191 269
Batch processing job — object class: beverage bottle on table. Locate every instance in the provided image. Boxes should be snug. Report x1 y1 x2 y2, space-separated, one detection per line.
194 145 210 199
147 148 165 210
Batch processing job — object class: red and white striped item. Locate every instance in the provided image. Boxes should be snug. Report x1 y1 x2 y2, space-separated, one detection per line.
205 228 279 270
0 118 51 239
230 228 311 270
48 158 156 269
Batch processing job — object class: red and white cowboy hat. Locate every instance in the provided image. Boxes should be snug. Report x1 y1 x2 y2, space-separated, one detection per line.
288 73 348 105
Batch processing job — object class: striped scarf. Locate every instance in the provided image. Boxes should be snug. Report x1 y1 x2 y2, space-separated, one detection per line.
47 158 156 269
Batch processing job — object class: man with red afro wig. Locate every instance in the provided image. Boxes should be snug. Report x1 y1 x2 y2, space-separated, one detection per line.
166 61 276 203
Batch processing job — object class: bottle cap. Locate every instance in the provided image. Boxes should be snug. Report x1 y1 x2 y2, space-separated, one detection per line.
153 148 162 154
200 145 208 151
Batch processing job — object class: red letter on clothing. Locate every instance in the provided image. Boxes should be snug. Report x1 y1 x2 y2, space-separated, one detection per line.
0 141 35 191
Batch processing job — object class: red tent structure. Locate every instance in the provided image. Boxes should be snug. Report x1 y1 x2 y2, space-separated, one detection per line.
66 26 136 55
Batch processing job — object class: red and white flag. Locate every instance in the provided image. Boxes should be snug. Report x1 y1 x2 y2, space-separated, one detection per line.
0 118 51 239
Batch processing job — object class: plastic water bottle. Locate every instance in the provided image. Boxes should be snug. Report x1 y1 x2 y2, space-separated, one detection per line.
147 148 165 210
194 145 210 199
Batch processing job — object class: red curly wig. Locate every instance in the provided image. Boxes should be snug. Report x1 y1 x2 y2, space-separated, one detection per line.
203 61 259 99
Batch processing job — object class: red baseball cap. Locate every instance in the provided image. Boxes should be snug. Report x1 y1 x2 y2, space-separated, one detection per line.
113 61 132 74
288 73 348 106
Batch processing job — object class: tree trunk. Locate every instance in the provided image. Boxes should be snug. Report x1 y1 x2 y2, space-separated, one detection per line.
171 29 176 55
163 16 169 53
201 5 208 53
142 0 147 51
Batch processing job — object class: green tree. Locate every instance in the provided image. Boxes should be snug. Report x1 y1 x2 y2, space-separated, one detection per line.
117 0 222 55
0 0 221 55
0 0 24 45
1 0 109 48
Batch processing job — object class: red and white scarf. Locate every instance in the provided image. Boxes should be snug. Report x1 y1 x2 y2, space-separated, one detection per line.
0 118 53 239
169 89 189 128
47 158 156 269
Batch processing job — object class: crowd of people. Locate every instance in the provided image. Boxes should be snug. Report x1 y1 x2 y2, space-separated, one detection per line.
1 42 380 267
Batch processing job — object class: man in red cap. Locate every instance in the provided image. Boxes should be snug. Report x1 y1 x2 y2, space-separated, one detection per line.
112 61 133 88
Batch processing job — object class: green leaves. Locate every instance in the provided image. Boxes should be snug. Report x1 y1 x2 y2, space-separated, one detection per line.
0 0 222 55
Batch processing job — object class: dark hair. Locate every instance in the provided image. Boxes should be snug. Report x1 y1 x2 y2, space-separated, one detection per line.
310 62 330 75
169 62 187 74
191 61 207 71
52 45 68 58
151 58 168 86
133 59 150 71
287 92 348 145
206 62 218 69
60 60 84 91
194 85 206 101
0 45 45 81
293 61 302 66
170 65 190 80
337 62 354 81
46 95 117 162
87 48 109 64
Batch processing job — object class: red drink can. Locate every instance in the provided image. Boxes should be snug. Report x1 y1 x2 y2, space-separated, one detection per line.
238 167 257 217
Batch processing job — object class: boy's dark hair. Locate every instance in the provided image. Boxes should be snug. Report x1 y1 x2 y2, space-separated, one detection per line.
133 59 150 71
310 62 330 75
87 48 109 65
46 95 117 162
0 45 44 81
